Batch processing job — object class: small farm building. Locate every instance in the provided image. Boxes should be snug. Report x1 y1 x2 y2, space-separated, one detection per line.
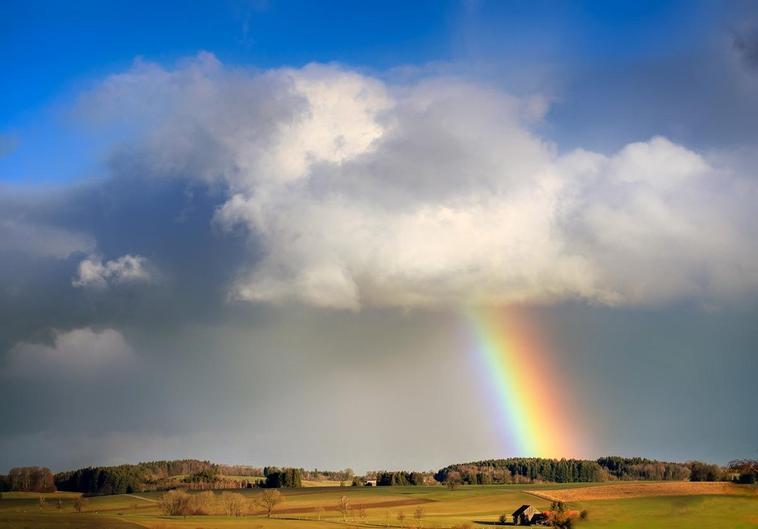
512 505 540 525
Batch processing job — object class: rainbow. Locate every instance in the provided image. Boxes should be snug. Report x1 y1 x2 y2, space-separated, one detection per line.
466 306 577 458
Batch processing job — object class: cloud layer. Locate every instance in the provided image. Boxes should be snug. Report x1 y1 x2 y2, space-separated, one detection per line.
2 38 758 472
74 55 758 309
6 327 135 377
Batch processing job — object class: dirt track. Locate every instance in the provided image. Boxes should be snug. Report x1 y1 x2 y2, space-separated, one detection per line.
528 482 755 502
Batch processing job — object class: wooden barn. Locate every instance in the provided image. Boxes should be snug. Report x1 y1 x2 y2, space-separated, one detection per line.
511 505 540 525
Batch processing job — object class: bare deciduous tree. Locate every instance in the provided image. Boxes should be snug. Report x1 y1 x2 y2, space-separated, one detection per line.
256 489 283 518
221 492 245 517
73 497 88 513
338 495 351 522
414 506 425 528
158 490 193 516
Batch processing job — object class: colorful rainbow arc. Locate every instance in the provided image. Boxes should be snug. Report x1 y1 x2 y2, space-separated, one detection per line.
466 306 575 458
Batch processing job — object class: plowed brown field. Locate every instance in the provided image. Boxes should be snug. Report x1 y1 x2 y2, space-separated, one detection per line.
527 482 754 502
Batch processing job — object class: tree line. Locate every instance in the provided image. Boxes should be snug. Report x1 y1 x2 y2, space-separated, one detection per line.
51 460 256 495
4 457 754 495
728 460 758 484
262 467 302 488
0 467 55 492
435 458 606 484
54 465 149 495
434 457 742 484
375 471 431 486
51 463 304 494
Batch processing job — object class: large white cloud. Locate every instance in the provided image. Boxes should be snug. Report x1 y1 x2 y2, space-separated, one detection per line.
5 328 135 377
79 54 758 309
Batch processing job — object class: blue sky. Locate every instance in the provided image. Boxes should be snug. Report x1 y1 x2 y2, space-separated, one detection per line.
1 1 757 472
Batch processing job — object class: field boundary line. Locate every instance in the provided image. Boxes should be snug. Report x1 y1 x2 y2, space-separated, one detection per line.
125 494 158 503
523 490 559 502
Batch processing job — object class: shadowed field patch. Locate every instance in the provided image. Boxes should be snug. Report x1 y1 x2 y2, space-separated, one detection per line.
0 512 141 528
263 496 436 515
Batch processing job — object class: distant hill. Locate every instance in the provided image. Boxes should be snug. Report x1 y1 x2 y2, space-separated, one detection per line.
48 461 356 495
52 460 264 495
434 456 724 484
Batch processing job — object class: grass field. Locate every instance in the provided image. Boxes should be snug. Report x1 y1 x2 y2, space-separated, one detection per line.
0 482 755 529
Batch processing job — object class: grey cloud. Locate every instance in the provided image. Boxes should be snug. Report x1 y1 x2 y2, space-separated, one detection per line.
538 38 758 153
6 327 135 378
734 27 758 71
0 218 94 259
0 172 255 363
1 304 756 472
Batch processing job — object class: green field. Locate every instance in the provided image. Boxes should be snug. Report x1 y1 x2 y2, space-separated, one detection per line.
0 483 755 529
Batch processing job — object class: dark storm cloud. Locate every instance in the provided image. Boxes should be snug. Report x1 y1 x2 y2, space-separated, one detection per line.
0 173 255 341
0 174 265 450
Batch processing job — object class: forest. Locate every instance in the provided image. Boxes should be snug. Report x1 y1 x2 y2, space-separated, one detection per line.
1 457 753 495
435 456 729 484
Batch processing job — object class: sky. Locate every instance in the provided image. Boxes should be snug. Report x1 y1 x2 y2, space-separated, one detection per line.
1 0 757 473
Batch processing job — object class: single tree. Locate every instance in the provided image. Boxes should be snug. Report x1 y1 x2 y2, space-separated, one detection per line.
547 501 574 529
73 497 88 513
445 477 459 490
256 489 283 518
414 506 425 528
221 492 245 517
338 495 351 522
158 490 194 517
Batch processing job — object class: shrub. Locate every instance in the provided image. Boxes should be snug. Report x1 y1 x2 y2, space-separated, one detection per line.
158 490 213 516
221 492 245 517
